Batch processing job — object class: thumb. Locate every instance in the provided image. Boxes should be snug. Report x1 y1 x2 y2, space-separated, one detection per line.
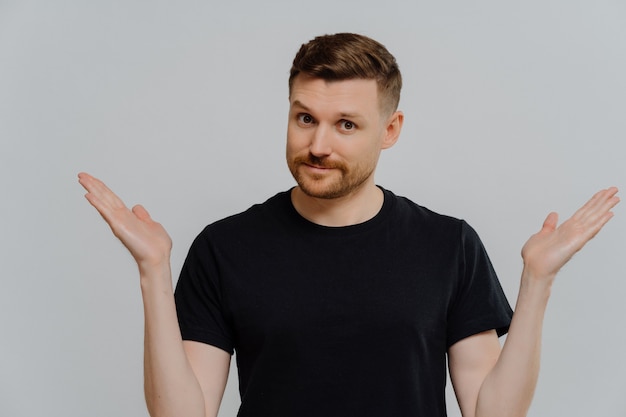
541 212 559 233
132 204 152 222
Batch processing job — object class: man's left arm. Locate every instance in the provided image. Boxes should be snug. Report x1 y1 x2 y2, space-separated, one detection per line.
449 187 619 417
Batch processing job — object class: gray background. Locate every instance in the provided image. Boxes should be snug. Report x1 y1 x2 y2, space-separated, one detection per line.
1 1 625 416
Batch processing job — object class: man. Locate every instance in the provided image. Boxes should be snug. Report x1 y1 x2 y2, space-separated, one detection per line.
78 33 619 417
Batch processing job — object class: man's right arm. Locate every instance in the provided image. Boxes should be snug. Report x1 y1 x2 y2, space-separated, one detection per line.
140 261 230 417
78 173 230 417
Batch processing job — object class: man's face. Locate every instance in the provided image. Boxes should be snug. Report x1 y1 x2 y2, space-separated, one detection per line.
287 75 396 200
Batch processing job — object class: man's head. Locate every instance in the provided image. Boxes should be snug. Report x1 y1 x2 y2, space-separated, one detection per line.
286 34 404 202
289 33 402 117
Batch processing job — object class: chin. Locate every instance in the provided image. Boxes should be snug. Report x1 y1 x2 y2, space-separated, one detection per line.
297 177 365 200
296 182 335 199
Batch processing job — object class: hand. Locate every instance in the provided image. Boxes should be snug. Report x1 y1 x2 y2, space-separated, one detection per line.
521 187 620 281
78 172 172 271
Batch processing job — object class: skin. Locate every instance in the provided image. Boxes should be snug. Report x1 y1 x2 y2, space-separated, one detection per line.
287 75 403 226
451 187 619 417
78 75 619 417
77 173 229 417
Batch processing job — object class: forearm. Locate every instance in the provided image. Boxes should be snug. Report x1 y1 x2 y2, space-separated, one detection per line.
473 187 619 417
140 262 206 417
476 269 553 417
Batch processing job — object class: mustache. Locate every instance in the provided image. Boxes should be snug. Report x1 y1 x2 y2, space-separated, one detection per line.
294 154 344 169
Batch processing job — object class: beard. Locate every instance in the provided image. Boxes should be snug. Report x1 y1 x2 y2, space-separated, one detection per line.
287 153 375 199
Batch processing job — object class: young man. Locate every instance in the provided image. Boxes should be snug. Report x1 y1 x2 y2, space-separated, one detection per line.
78 33 619 417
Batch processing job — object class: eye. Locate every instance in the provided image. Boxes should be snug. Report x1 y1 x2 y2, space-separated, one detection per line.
339 120 356 131
297 113 314 125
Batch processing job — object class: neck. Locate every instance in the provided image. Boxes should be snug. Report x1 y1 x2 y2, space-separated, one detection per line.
290 181 384 227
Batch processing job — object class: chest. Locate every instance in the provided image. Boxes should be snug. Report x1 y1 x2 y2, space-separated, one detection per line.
217 230 461 353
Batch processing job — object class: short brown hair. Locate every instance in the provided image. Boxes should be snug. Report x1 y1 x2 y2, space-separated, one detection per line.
289 33 402 116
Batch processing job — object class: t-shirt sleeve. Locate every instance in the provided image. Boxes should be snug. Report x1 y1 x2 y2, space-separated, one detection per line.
446 221 513 348
174 228 234 355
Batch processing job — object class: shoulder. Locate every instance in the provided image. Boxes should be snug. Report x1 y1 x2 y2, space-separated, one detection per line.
382 188 466 234
381 188 489 255
194 190 294 241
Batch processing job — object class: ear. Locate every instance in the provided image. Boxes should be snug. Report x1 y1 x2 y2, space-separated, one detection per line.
381 111 404 149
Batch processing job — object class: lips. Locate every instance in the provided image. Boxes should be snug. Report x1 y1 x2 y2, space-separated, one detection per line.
290 154 345 175
305 163 332 170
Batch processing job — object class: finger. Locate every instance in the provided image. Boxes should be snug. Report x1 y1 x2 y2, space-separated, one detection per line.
78 172 126 210
77 172 95 193
574 187 619 219
602 187 620 211
541 212 558 233
79 173 134 231
570 215 615 252
132 204 152 222
588 187 619 213
567 199 617 248
594 193 620 224
584 210 616 242
83 191 119 228
578 191 619 227
83 189 105 213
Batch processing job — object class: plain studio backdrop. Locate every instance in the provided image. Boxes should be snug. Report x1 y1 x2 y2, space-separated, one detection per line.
1 1 625 416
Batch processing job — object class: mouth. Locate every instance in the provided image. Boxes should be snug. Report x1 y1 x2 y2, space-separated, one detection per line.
304 163 332 170
302 163 335 175
291 155 343 175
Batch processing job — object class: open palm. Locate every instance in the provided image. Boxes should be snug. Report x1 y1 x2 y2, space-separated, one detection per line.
78 173 172 269
522 187 619 279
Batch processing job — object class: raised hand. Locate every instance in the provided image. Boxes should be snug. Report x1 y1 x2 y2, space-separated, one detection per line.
78 172 172 271
521 187 620 280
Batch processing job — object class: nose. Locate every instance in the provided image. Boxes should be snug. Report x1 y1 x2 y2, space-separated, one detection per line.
309 124 332 157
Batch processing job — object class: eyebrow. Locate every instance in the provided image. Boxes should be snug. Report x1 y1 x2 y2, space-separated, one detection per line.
291 100 363 119
290 100 310 112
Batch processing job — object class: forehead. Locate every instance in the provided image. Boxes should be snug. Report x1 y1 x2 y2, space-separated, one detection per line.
289 75 380 116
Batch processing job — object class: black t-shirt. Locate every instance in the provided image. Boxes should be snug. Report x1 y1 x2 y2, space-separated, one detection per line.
175 188 513 416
